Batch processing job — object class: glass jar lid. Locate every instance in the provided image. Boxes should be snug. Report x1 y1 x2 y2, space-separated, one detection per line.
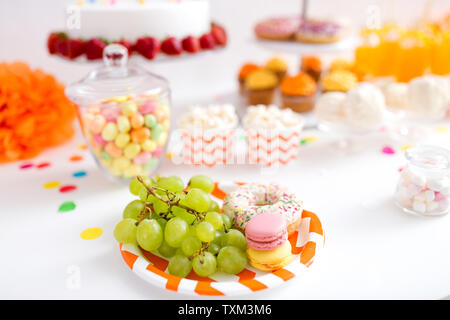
405 145 450 170
65 44 169 106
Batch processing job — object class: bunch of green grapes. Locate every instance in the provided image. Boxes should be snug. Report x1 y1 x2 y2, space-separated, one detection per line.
113 174 248 278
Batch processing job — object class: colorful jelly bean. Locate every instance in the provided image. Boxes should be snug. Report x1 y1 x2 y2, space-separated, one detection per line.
81 93 170 180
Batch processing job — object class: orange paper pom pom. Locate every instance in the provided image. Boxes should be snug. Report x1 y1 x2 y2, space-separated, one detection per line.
0 62 76 163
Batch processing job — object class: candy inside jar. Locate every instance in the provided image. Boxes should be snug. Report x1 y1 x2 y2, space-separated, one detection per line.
66 44 171 181
395 145 450 216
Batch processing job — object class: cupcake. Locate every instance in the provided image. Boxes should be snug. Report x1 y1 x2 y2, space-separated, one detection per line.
238 63 261 95
329 58 353 72
264 56 288 82
321 69 358 92
280 72 317 113
300 55 322 82
245 69 278 105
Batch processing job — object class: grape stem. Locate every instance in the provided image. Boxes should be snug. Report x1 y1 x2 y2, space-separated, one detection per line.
189 242 210 261
136 176 205 222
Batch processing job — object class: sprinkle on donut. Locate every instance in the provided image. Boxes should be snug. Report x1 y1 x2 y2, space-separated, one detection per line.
222 183 303 230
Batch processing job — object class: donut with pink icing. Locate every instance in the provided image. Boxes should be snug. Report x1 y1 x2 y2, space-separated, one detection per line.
254 16 301 40
295 19 346 44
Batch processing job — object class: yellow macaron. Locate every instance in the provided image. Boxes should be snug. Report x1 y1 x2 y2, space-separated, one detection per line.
246 241 293 271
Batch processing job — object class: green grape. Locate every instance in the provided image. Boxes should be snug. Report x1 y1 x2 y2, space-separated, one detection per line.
222 229 247 251
217 246 247 274
192 252 217 277
188 175 215 194
129 176 150 195
153 197 169 215
212 230 225 246
136 219 163 251
208 243 220 255
181 236 202 256
195 221 215 242
156 218 167 230
183 188 211 212
222 214 233 229
165 217 189 248
157 176 185 193
122 200 145 220
205 212 224 231
158 241 177 258
172 205 196 225
168 254 192 278
113 218 137 244
208 200 220 213
138 187 149 202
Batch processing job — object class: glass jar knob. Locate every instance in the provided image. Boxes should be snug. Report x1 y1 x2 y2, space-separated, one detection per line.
103 44 128 68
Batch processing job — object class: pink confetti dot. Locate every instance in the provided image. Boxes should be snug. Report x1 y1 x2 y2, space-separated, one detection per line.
37 162 51 169
382 146 396 155
59 185 77 193
19 163 33 170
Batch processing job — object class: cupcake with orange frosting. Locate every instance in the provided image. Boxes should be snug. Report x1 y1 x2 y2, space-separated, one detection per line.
264 56 288 82
300 55 323 82
245 69 279 105
321 70 357 93
238 63 261 95
280 72 317 113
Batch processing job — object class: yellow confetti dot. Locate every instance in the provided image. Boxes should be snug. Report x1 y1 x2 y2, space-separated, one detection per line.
305 136 318 142
436 126 449 133
80 228 103 240
401 144 413 151
43 181 61 189
77 144 88 150
166 152 173 159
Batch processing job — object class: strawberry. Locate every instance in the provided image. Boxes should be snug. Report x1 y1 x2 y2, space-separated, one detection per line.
136 37 160 60
47 32 65 55
67 39 85 60
199 33 216 50
57 38 70 57
161 37 182 55
85 38 106 60
211 25 227 46
116 39 133 55
181 36 200 53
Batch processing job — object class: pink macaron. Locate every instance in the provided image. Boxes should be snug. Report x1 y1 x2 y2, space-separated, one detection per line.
245 213 288 251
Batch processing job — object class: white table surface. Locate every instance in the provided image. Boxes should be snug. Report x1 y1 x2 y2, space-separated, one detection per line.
1 0 450 300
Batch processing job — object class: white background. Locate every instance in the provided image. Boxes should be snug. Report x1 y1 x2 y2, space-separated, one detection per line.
0 0 449 299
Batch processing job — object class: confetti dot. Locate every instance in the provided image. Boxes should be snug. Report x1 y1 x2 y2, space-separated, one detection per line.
401 144 412 152
19 163 33 170
304 136 318 143
43 181 61 189
80 227 103 240
58 201 76 212
59 185 77 193
166 153 173 159
300 139 307 146
436 126 449 133
70 155 83 162
382 146 396 155
73 171 87 178
37 162 51 169
77 144 88 150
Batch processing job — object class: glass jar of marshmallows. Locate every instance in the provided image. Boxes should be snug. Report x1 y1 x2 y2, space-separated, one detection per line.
395 145 450 216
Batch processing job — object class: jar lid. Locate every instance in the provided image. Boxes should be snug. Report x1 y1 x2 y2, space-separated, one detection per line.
65 44 169 105
405 145 450 170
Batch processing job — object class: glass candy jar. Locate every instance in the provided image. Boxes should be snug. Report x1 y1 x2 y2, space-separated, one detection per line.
66 44 171 182
395 145 450 216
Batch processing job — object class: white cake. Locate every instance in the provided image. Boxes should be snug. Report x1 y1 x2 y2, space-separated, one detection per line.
66 0 211 42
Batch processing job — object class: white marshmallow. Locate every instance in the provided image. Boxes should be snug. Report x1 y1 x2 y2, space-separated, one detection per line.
411 174 427 188
426 201 439 212
412 200 427 213
424 190 435 203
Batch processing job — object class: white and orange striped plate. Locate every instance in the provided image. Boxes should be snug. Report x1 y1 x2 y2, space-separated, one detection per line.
119 182 324 296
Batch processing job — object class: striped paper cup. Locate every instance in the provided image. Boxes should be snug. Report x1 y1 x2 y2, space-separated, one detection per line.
119 181 324 296
246 122 304 166
181 128 235 167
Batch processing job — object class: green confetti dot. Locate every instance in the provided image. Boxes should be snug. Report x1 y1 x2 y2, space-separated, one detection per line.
300 139 308 146
58 201 76 213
